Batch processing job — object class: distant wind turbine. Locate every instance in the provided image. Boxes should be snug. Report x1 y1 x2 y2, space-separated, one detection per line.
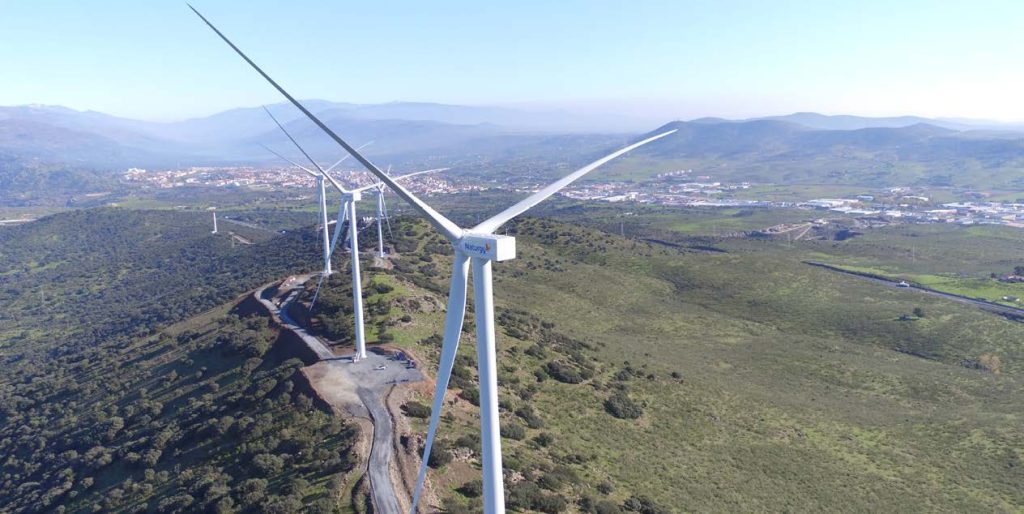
262 115 445 362
262 106 372 276
367 164 449 258
190 6 675 512
261 110 370 360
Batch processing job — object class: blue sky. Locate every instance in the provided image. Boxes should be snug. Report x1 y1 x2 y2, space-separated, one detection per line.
1 0 1022 122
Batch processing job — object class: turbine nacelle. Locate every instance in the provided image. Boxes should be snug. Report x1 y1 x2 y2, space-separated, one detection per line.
458 234 516 262
343 191 363 202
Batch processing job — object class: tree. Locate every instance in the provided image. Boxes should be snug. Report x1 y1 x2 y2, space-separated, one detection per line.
913 307 925 318
428 440 452 468
500 421 526 441
401 402 431 419
604 391 643 420
251 454 285 476
457 480 483 498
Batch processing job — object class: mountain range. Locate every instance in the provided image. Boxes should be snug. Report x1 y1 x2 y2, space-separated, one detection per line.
3 101 1023 168
626 118 1024 188
2 101 1024 199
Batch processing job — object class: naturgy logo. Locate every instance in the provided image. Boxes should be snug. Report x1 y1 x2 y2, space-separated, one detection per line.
463 242 492 256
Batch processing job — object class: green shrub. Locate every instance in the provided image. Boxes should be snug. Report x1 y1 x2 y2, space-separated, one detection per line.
427 440 452 468
516 405 545 429
401 402 431 419
533 432 555 447
457 479 483 498
545 361 585 384
623 494 669 514
459 386 480 406
500 421 526 440
604 391 643 420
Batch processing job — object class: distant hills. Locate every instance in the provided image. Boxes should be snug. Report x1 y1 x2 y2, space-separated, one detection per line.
758 112 1024 132
0 101 658 169
625 118 1024 188
2 101 1024 198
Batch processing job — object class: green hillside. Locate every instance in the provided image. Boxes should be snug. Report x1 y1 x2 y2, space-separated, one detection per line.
308 216 1023 513
3 207 1023 513
0 209 364 513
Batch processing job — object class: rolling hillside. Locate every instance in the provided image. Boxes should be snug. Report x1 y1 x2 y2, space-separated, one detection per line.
0 209 374 513
2 207 1023 512
300 214 1024 512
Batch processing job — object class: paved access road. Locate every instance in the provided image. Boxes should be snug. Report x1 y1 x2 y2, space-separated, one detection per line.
806 261 1024 321
254 277 422 514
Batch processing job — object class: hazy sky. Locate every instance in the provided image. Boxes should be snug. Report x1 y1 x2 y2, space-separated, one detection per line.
1 0 1022 122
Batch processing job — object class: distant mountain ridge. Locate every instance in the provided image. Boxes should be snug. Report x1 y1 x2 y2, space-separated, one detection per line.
625 118 1024 188
755 112 1024 132
3 102 1024 196
0 100 655 169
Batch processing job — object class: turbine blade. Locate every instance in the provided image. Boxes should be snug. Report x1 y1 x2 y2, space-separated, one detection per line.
263 107 350 193
264 106 319 170
471 130 677 234
323 140 373 173
351 182 384 194
411 253 471 513
392 167 448 181
189 5 462 242
328 199 350 260
260 144 319 178
350 167 448 194
309 272 326 311
383 196 394 241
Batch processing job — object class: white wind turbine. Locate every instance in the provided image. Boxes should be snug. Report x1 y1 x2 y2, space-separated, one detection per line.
190 6 675 512
262 106 372 277
367 165 449 258
260 111 369 360
262 113 447 362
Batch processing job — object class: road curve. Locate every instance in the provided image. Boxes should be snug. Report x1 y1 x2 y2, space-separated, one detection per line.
358 387 402 514
253 277 412 514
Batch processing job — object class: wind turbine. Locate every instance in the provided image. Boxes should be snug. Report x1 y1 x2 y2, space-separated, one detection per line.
262 106 372 276
262 116 445 362
211 207 218 234
189 6 676 512
260 112 369 360
367 165 448 258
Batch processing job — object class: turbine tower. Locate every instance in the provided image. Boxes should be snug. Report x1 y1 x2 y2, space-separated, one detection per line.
260 121 369 361
367 165 447 258
262 117 443 362
373 173 387 258
190 7 675 512
211 208 218 234
263 106 369 276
